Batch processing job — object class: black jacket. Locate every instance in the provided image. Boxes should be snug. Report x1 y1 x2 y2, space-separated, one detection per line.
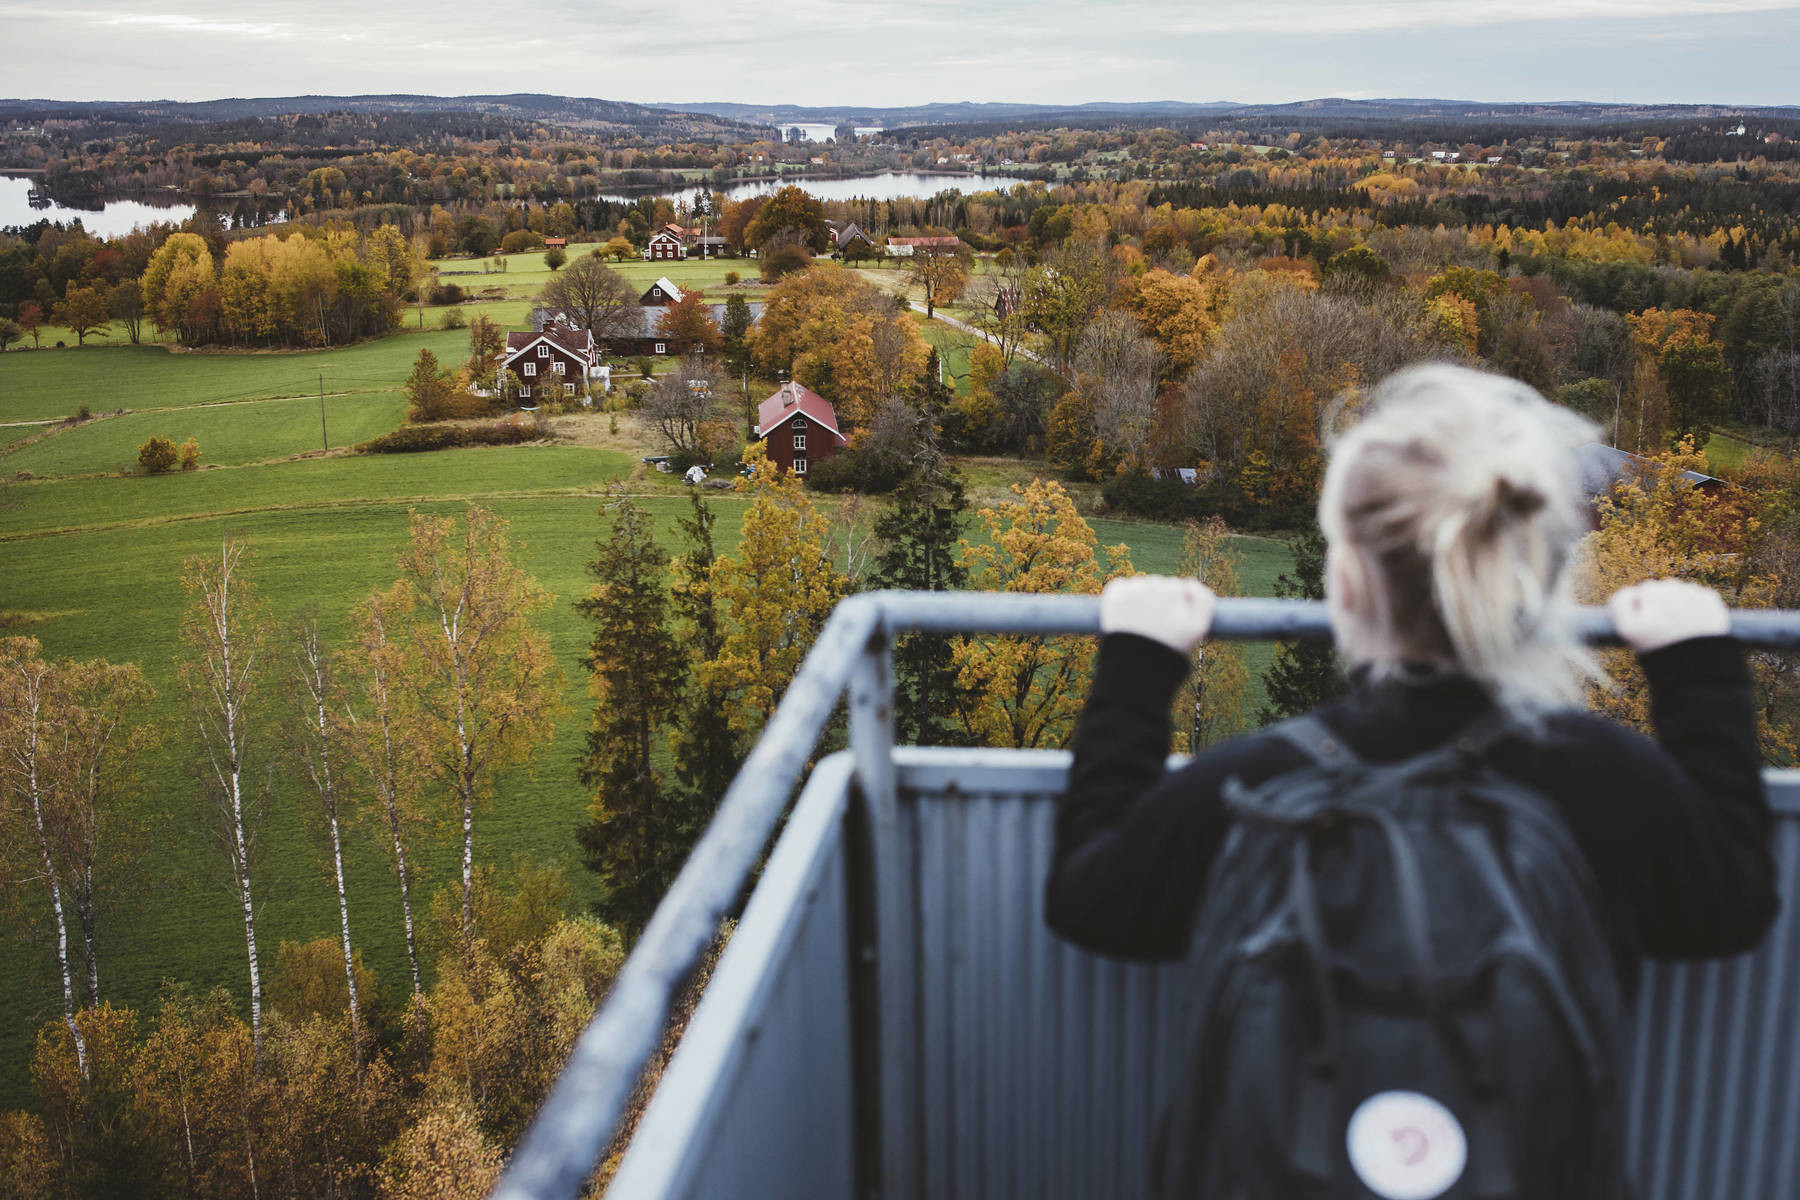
1047 634 1779 976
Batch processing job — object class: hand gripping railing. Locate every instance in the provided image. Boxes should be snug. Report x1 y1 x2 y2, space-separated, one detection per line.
491 592 1800 1200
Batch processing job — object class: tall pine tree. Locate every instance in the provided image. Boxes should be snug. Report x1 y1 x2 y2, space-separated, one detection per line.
872 361 971 744
667 491 745 818
574 497 685 931
1257 526 1348 723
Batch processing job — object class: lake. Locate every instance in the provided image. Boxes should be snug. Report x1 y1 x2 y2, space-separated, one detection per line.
0 174 196 237
603 171 1024 206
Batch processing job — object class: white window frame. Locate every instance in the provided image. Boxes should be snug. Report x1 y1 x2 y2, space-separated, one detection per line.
520 385 531 398
793 457 808 474
553 360 565 374
523 361 536 377
793 433 806 450
655 342 666 354
564 382 576 396
537 344 549 357
790 416 806 429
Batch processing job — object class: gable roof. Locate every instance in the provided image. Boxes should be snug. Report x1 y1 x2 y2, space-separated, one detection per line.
1572 442 1722 498
835 223 873 249
647 229 683 245
641 277 686 304
502 326 595 362
755 381 847 443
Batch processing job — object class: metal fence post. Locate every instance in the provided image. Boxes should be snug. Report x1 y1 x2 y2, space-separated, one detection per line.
847 614 918 1200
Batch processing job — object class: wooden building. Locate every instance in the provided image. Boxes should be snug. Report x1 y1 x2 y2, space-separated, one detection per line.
753 381 848 476
497 325 599 404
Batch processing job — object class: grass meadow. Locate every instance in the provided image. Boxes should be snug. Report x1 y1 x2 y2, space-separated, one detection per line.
0 308 1296 1107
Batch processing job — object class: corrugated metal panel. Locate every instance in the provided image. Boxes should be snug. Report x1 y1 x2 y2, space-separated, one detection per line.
885 752 1800 1200
605 756 857 1200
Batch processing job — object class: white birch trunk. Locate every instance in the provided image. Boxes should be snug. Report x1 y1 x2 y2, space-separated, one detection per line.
296 625 360 1046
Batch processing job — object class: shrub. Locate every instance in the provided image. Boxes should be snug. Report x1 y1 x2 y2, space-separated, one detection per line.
137 436 178 474
500 229 544 254
428 281 466 305
802 446 909 494
178 438 201 471
544 247 567 271
440 306 467 329
358 421 537 454
724 270 740 285
759 243 813 282
75 404 91 421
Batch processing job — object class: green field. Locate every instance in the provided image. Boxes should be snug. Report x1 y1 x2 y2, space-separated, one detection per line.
0 315 1299 1108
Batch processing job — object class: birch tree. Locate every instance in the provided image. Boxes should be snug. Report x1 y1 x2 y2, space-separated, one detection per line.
345 590 430 1029
0 638 86 1077
386 507 563 947
285 615 361 1048
179 536 272 1058
47 657 154 1007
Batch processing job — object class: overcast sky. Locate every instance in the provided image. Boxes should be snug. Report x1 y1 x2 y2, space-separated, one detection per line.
2 0 1797 109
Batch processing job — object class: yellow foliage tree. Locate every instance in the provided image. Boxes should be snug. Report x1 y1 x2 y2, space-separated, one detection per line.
951 480 1133 748
1123 268 1218 375
702 444 848 735
1172 518 1251 753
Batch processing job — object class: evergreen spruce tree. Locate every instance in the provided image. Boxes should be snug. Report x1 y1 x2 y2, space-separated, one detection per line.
667 492 745 816
574 497 685 930
872 358 972 745
1257 526 1348 724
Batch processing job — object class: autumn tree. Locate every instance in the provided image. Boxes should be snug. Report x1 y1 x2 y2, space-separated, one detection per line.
1075 311 1163 466
655 291 724 355
283 615 361 1048
384 507 564 946
906 243 970 318
42 658 154 1008
703 445 847 736
1627 308 1734 447
404 348 457 423
951 481 1133 748
1172 519 1251 752
748 268 929 431
535 255 639 347
743 185 830 253
179 537 273 1057
0 639 87 1075
54 283 111 346
644 352 729 459
465 314 505 390
1121 267 1218 376
1023 237 1113 374
345 590 431 1033
575 498 688 930
18 301 43 348
108 281 145 345
600 236 636 262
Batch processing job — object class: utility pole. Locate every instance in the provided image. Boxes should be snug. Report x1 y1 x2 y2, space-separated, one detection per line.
319 373 328 451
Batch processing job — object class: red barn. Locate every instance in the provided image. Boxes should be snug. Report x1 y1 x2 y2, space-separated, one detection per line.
754 382 848 476
644 230 685 261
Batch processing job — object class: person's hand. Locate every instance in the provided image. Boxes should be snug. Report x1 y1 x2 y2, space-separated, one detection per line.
1609 579 1730 654
1099 575 1216 654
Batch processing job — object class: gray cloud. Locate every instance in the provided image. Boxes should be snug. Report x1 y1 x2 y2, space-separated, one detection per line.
1 1 1795 106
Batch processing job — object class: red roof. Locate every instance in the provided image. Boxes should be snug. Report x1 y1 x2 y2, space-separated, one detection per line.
756 381 847 443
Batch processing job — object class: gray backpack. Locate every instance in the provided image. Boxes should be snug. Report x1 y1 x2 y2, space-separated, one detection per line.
1155 714 1629 1199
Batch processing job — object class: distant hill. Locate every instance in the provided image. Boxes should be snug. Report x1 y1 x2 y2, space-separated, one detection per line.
0 94 764 139
643 100 1241 127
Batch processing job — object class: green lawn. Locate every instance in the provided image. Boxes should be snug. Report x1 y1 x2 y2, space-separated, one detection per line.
2 391 411 477
0 328 469 423
430 252 759 302
913 315 981 394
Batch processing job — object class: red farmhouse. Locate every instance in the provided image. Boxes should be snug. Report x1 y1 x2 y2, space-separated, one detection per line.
754 382 848 476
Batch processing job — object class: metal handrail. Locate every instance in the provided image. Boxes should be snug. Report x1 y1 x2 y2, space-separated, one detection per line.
492 592 1800 1200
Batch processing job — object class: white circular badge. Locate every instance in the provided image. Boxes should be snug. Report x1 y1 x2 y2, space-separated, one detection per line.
1345 1090 1468 1200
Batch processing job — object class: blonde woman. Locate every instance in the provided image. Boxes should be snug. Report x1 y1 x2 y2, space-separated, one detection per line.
1049 365 1776 1199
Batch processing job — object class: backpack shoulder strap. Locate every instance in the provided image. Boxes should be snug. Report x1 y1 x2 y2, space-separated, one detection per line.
1266 714 1363 769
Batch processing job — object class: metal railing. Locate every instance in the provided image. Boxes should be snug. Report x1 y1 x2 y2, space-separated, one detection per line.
492 593 1800 1200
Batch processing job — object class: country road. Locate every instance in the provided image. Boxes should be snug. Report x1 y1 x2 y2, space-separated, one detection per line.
907 302 1046 367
